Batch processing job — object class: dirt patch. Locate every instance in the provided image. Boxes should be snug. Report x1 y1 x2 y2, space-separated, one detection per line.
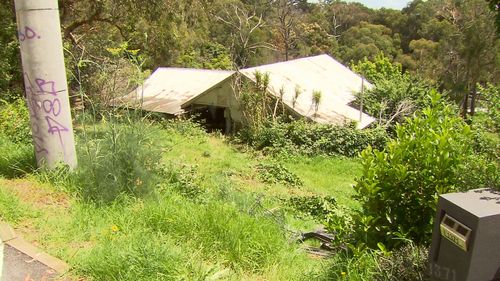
0 178 71 210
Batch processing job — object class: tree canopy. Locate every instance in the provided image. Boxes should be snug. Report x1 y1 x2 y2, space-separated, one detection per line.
0 0 498 113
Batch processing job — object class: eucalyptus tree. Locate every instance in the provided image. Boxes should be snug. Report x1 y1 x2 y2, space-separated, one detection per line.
213 1 274 68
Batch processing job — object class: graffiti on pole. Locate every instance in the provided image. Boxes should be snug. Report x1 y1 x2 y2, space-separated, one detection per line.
15 6 77 168
23 72 71 156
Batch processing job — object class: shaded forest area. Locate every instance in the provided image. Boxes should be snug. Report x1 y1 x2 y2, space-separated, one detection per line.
1 0 498 116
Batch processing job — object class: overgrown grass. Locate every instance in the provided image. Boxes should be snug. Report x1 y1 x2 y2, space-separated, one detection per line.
1 117 375 280
23 190 325 280
0 134 36 178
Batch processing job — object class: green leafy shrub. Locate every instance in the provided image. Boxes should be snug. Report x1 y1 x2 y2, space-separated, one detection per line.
0 98 31 144
323 205 355 244
256 161 303 187
354 92 474 249
243 120 388 157
459 128 499 190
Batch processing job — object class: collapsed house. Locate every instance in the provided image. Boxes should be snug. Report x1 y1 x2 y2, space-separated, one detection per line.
113 54 376 132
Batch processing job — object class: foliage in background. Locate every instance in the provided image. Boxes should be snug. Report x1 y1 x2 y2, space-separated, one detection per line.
0 98 36 178
242 119 388 157
0 98 31 144
477 83 500 133
354 92 474 249
352 55 431 126
176 42 233 70
69 43 150 114
338 21 401 63
0 0 22 101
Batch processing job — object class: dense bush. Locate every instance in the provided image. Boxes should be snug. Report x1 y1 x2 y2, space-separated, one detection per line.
354 92 474 249
47 118 164 203
241 120 388 157
0 98 31 144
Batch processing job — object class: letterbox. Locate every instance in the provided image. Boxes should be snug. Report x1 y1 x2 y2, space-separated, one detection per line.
429 188 500 281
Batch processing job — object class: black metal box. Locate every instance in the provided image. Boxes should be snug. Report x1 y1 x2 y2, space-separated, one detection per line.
429 189 500 281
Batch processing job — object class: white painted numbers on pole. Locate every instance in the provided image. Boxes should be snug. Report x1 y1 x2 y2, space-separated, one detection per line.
15 0 77 169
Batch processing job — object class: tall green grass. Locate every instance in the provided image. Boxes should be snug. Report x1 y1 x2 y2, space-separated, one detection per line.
0 134 36 178
39 117 163 204
30 191 324 281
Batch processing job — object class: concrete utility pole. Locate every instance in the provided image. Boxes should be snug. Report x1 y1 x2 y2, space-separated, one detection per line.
14 0 77 169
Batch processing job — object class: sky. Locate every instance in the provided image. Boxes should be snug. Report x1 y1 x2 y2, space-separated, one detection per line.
346 0 412 10
309 0 413 10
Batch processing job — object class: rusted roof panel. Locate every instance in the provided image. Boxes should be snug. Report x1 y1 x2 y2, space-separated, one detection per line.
113 68 235 115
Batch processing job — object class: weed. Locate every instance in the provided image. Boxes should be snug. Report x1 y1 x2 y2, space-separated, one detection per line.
160 163 207 201
256 161 303 187
142 193 294 272
38 118 163 204
373 242 430 281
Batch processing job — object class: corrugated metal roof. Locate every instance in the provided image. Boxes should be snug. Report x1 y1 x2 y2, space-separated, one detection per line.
240 54 376 129
113 68 235 115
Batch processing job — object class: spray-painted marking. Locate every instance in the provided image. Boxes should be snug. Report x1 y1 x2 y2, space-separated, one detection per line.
35 79 57 96
42 98 61 116
18 26 41 42
45 116 69 134
23 72 71 155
